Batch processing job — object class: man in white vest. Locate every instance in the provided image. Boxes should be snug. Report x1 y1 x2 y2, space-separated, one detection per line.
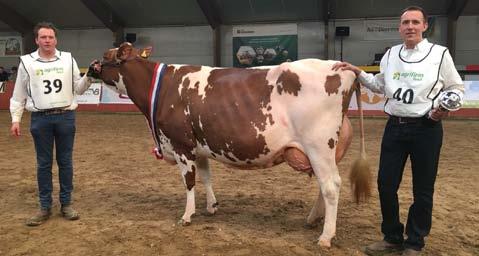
333 6 464 256
10 22 99 226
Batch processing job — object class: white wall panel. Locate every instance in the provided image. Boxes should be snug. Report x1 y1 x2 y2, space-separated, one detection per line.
328 17 448 66
0 16 478 69
298 22 326 59
456 16 479 65
59 29 114 68
125 26 213 66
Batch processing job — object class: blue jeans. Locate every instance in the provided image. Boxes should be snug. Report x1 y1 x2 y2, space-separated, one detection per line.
30 111 76 210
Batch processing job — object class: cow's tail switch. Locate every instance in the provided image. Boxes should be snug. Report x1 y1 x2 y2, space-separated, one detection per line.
349 82 372 203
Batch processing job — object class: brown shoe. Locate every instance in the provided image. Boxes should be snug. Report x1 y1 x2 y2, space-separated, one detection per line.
402 248 421 256
26 209 51 226
364 240 403 256
61 205 80 220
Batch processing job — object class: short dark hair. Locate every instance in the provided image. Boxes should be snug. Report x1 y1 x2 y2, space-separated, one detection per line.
401 6 428 22
33 22 58 38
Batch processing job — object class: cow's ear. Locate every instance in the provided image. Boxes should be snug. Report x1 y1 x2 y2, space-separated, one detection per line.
139 47 152 59
117 42 134 61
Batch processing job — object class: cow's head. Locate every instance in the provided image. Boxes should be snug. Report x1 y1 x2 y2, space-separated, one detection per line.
99 42 152 94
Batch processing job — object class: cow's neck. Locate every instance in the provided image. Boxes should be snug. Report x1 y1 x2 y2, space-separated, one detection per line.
120 59 158 117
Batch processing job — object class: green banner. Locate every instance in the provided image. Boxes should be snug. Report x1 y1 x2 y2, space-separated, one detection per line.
233 34 297 67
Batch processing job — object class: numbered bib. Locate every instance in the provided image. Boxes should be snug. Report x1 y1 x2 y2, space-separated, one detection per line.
21 52 74 110
384 43 447 117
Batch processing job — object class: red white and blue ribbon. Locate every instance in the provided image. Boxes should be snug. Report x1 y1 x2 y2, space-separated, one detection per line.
147 62 167 159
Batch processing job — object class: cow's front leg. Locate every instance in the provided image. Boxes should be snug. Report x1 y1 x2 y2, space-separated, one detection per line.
307 147 341 248
175 154 197 226
196 156 218 215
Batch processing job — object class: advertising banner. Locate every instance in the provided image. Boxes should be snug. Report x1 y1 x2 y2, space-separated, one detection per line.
349 87 386 111
0 82 5 93
100 85 133 104
464 75 479 108
233 24 297 67
76 83 101 104
0 37 22 57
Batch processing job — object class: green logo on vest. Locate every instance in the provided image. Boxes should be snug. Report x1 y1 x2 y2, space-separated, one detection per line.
393 72 400 80
393 71 424 81
34 67 64 76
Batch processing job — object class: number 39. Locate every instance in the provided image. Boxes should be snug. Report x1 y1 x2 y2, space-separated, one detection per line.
43 79 62 94
393 88 414 104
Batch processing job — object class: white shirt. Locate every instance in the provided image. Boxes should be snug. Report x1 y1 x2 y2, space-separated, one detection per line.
10 49 92 123
358 39 464 116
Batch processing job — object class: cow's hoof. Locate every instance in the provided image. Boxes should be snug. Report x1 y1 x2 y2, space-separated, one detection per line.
318 238 331 248
178 219 191 226
304 222 318 229
205 202 218 216
205 208 217 216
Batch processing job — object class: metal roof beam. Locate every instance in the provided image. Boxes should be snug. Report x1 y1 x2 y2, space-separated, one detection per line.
80 0 124 32
80 0 125 46
196 0 222 29
446 0 468 59
447 0 468 20
0 2 34 35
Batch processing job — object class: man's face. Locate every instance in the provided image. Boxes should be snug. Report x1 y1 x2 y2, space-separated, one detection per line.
399 10 428 48
35 28 57 54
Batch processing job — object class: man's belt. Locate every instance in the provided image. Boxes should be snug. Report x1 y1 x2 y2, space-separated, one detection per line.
37 109 71 115
389 115 426 124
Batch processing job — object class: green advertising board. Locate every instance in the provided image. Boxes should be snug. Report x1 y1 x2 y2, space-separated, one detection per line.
233 24 298 68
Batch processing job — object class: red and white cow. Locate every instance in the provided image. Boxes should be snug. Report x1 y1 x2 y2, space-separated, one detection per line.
97 43 370 247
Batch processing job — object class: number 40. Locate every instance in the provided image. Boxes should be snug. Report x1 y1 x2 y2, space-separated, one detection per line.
393 88 414 104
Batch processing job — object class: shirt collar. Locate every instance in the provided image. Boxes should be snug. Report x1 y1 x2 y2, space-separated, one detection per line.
402 38 429 52
31 49 61 61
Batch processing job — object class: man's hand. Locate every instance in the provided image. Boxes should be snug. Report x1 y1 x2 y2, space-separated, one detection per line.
86 60 101 79
331 61 362 76
429 107 450 121
10 122 21 137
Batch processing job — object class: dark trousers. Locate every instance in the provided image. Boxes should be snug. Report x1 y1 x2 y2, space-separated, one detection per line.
378 117 442 250
30 111 76 210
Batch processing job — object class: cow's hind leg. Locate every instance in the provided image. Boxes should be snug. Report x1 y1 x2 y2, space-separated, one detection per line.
306 189 325 228
307 147 341 248
174 154 197 226
196 156 218 215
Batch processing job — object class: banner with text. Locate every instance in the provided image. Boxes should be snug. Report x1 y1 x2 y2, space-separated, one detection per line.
0 37 22 57
364 20 400 40
233 24 297 67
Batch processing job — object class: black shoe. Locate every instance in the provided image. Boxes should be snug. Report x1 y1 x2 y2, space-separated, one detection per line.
364 240 403 256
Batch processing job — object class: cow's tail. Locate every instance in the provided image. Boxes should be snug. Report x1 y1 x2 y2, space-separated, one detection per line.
349 82 371 203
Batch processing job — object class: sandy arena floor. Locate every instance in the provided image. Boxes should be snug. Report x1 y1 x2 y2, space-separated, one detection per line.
0 111 477 255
